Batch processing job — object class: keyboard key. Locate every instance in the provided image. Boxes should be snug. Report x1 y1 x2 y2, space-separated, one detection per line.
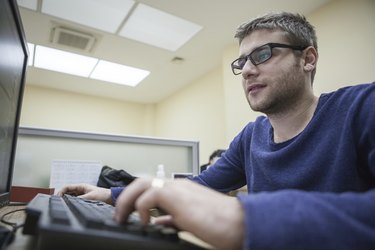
49 196 70 225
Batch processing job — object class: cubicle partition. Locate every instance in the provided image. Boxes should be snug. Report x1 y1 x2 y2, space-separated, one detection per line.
13 127 199 188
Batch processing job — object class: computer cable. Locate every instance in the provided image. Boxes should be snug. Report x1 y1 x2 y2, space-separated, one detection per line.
0 208 26 250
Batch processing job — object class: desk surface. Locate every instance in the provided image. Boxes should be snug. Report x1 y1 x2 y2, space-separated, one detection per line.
1 204 213 250
0 204 37 250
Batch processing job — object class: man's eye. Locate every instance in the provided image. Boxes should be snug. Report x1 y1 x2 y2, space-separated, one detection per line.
253 49 271 63
237 58 247 68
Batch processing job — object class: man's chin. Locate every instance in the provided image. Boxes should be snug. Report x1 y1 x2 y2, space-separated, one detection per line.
248 102 263 113
249 101 274 114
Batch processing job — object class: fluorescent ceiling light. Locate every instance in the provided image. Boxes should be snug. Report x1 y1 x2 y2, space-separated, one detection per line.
90 60 149 87
34 45 98 77
27 43 35 66
30 45 149 86
41 0 135 33
17 0 38 10
119 3 202 51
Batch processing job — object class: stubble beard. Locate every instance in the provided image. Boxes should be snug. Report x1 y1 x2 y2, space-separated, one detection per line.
247 65 306 116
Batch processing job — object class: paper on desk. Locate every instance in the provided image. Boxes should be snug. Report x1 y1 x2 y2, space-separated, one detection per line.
50 160 102 194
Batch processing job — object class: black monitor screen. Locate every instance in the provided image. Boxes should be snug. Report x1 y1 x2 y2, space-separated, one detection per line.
0 0 28 207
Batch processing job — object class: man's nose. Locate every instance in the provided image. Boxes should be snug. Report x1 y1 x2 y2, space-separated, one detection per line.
241 59 258 78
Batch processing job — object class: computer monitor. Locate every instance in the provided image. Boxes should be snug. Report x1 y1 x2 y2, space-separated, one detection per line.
0 0 28 208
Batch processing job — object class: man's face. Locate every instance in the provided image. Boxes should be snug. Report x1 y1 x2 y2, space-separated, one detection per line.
239 29 308 115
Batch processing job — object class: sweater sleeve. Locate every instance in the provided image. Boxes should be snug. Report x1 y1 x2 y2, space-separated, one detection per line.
189 123 251 192
238 189 375 250
110 186 124 205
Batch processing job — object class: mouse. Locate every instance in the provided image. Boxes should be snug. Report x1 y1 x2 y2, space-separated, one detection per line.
0 225 14 247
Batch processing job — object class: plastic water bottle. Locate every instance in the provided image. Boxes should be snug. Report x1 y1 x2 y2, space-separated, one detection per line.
156 164 165 179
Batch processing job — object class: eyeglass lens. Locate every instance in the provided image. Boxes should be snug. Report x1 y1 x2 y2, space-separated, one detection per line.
232 45 272 75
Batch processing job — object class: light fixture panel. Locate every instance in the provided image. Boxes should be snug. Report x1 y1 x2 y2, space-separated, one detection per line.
34 45 98 77
90 60 150 87
119 3 202 51
27 43 35 66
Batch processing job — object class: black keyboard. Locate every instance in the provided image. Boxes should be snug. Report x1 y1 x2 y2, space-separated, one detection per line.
23 193 205 250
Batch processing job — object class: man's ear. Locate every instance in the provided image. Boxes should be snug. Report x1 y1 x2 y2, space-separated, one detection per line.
303 46 318 72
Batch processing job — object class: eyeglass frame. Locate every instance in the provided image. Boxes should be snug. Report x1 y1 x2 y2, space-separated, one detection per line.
230 42 308 75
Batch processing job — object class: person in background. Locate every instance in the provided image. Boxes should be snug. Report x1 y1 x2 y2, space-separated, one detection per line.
200 149 225 173
59 11 375 250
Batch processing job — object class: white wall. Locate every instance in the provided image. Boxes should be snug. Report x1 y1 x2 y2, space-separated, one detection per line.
20 85 154 135
309 0 375 95
155 68 227 164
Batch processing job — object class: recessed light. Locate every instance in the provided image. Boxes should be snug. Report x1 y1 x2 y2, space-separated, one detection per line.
27 43 35 66
34 45 98 77
30 44 149 86
90 60 149 87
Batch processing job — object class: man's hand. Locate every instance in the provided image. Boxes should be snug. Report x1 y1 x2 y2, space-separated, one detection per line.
114 178 244 250
57 183 112 204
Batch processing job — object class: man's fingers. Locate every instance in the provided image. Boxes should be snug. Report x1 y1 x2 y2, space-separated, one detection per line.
135 188 161 224
153 215 175 227
114 178 152 223
57 184 81 196
57 183 93 196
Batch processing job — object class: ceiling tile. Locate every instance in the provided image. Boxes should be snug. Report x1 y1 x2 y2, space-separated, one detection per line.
41 0 135 33
119 3 202 51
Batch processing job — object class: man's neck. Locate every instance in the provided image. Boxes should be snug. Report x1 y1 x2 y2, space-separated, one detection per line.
268 95 319 143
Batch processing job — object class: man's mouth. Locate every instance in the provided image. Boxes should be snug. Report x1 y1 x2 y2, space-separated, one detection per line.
247 84 266 94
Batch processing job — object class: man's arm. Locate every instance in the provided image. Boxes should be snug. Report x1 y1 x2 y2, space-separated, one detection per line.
239 189 375 250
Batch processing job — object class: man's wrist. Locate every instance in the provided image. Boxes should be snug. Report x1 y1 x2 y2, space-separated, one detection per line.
110 186 125 205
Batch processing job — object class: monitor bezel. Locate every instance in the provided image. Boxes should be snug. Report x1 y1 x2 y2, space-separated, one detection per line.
0 0 28 208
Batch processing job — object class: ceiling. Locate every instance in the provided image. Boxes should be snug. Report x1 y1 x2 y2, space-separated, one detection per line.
18 0 332 104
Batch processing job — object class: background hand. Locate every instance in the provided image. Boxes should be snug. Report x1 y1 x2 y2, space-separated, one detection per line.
57 183 112 204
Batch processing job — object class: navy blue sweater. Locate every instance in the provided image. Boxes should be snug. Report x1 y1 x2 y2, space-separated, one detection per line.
192 82 375 249
112 82 375 249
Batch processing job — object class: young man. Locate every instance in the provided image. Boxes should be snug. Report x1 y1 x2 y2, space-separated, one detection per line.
59 12 375 250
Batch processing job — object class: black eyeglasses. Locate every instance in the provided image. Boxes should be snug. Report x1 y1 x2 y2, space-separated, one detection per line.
230 43 308 75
